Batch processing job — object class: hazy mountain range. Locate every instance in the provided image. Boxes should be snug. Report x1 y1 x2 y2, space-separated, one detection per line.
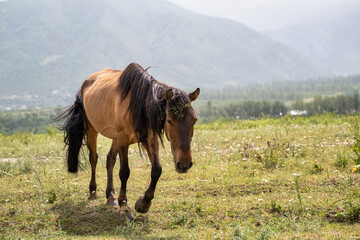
0 0 360 109
267 0 360 76
1 0 328 97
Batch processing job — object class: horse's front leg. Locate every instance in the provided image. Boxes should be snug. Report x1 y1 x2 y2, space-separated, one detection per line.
118 145 134 221
135 141 162 214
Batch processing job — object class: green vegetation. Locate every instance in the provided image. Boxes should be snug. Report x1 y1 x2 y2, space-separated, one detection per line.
0 109 59 135
349 116 360 166
1 89 359 134
1 114 359 239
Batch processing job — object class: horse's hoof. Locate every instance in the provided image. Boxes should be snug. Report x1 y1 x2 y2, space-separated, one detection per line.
125 210 135 221
107 197 119 207
88 191 97 200
119 206 135 222
135 197 151 213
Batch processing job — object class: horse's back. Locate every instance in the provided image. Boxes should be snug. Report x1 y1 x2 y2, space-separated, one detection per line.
82 68 136 144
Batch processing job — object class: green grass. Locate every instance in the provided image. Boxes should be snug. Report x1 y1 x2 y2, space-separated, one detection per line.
1 114 360 239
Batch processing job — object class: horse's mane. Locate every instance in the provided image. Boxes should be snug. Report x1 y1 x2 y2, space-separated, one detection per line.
118 63 191 146
118 63 169 145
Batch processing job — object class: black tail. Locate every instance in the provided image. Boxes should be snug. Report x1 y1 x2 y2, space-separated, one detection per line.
54 92 87 173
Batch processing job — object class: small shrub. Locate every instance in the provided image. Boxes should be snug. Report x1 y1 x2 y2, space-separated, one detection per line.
253 139 286 169
19 160 33 174
269 200 282 213
171 212 188 226
334 153 348 169
0 161 12 177
310 163 324 174
335 202 360 223
19 133 31 146
47 189 57 204
348 116 360 164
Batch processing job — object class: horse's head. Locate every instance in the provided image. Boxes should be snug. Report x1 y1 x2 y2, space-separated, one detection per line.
164 88 200 173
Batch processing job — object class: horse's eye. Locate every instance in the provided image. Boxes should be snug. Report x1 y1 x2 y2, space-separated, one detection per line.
167 120 173 126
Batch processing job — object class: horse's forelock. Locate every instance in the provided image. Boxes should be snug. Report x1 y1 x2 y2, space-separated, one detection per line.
168 92 191 120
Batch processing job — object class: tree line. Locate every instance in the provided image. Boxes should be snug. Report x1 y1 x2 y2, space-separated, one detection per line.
0 90 359 134
293 91 359 115
197 91 360 121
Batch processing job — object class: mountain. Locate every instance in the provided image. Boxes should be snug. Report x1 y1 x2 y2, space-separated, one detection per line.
266 0 360 76
0 0 328 106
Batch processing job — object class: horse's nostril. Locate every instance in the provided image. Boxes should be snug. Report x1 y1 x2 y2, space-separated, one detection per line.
189 162 193 169
176 162 181 170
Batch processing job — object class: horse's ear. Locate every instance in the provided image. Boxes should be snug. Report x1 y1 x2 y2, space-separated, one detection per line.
166 89 173 101
189 88 200 102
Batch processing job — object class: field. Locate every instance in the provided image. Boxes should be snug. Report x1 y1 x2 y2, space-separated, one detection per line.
1 114 360 239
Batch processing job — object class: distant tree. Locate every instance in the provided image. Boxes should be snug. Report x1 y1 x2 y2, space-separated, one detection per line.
260 100 271 115
293 98 305 110
336 94 347 114
322 97 336 112
313 95 323 114
271 101 287 116
354 90 359 112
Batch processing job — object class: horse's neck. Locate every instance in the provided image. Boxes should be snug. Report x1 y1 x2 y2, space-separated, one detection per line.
152 81 170 102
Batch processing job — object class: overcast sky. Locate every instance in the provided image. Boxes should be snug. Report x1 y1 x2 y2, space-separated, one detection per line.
166 0 354 31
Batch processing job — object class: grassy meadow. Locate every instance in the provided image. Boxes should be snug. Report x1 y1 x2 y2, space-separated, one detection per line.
1 114 360 239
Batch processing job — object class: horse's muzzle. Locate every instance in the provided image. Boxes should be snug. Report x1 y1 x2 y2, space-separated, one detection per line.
175 161 193 173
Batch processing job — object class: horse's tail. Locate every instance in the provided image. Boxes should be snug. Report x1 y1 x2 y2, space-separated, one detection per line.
54 92 87 173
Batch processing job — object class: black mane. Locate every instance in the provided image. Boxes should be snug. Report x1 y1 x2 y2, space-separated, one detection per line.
118 63 168 145
118 63 192 146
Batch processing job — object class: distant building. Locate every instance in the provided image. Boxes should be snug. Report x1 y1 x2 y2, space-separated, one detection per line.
289 110 307 116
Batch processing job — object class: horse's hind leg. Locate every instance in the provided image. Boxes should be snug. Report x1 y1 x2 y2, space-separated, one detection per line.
106 141 120 207
117 145 134 221
87 124 98 199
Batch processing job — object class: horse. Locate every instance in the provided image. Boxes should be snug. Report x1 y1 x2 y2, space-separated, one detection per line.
56 63 200 221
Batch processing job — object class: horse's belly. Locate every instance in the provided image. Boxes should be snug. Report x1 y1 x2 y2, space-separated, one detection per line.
99 126 137 145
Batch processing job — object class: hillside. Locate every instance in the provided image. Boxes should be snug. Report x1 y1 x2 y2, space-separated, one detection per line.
0 0 328 104
267 0 360 75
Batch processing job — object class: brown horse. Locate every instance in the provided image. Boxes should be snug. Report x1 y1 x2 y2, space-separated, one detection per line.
57 63 200 221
